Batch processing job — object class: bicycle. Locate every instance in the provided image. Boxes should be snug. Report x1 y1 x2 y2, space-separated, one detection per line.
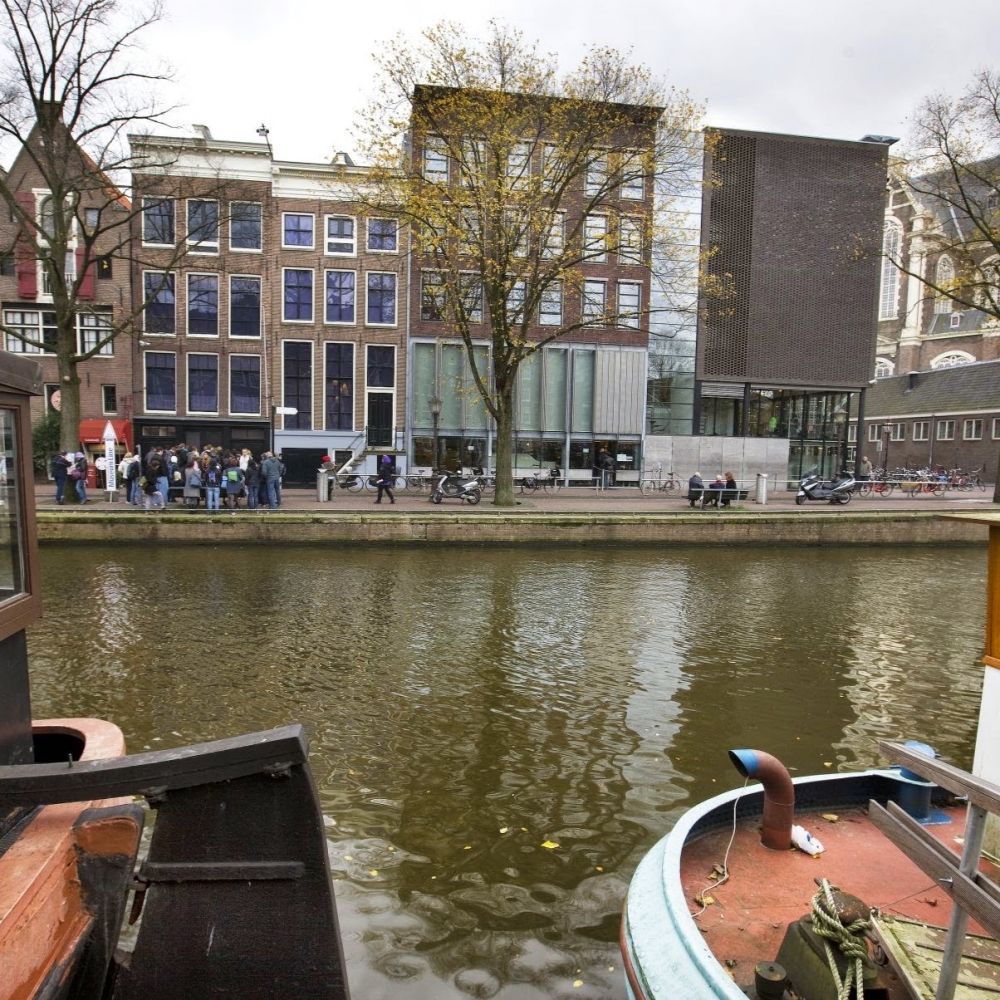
640 470 681 496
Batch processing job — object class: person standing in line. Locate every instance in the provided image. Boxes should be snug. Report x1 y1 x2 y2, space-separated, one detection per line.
182 457 202 511
224 458 244 510
152 447 170 506
52 451 70 504
95 453 107 490
243 456 260 510
204 456 222 512
126 453 142 505
73 452 89 503
260 451 282 510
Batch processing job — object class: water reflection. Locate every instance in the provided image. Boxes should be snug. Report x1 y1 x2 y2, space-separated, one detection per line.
29 544 986 1000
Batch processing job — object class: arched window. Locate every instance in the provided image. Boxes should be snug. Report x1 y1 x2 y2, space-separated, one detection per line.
930 350 975 369
977 256 999 311
879 219 902 320
935 256 954 313
874 358 894 379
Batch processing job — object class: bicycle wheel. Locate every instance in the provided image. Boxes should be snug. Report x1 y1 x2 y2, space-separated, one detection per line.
406 475 427 493
364 475 379 493
543 478 561 494
876 482 895 498
663 479 680 497
978 478 987 492
344 475 364 493
519 480 539 494
857 483 872 499
640 480 655 496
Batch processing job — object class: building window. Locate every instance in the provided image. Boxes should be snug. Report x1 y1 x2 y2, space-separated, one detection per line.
283 213 314 249
539 282 562 326
459 207 481 255
617 281 641 329
145 352 176 411
913 421 929 441
283 268 313 323
102 384 117 414
97 255 112 279
230 355 261 415
585 150 608 196
582 280 607 325
874 357 894 379
325 270 355 324
879 219 902 320
78 312 114 355
421 270 446 322
367 344 394 388
620 150 645 200
888 422 904 442
230 276 261 337
847 424 857 443
994 417 1000 441
935 256 954 313
584 215 609 263
617 216 644 265
187 274 219 336
188 354 219 413
950 313 963 329
458 273 483 324
187 199 218 252
0 255 15 276
325 216 356 255
931 351 975 369
143 272 175 334
367 218 397 252
936 419 955 441
84 207 100 230
964 418 983 441
230 202 262 251
142 198 174 244
282 341 312 429
325 342 354 430
541 212 564 260
868 424 880 442
366 272 396 326
505 141 531 188
4 309 57 353
423 136 449 182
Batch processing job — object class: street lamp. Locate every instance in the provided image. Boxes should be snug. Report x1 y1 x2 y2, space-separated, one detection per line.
429 396 441 472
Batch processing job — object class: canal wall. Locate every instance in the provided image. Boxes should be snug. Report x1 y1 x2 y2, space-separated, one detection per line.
35 510 988 547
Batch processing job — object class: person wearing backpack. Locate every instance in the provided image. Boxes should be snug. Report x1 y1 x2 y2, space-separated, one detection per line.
224 459 244 510
260 451 281 510
243 457 260 511
72 452 89 503
204 458 222 512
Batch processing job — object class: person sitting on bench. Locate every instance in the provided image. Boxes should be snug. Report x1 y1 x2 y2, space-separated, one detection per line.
688 471 704 508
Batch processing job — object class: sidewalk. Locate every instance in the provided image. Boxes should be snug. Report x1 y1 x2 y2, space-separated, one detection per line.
35 482 998 516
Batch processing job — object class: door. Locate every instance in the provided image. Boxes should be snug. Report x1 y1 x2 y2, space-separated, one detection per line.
367 393 393 448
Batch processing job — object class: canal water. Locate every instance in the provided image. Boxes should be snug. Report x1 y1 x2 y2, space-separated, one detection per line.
29 543 986 1000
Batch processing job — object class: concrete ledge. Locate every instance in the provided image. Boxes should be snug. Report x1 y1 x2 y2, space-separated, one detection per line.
35 509 988 547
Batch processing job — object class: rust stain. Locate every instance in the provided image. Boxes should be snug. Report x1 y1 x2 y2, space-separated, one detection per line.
73 813 141 857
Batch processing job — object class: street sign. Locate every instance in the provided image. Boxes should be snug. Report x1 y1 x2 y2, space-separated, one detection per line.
102 421 117 493
275 407 298 416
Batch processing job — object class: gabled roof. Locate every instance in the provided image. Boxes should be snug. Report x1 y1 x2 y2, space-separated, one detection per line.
866 359 1000 417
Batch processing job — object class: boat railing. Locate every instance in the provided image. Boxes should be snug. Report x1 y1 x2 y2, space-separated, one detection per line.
871 739 1000 1000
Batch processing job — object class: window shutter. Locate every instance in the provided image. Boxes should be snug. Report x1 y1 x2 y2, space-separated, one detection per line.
76 247 94 299
14 191 36 299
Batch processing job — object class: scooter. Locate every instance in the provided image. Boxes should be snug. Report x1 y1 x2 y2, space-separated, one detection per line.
430 471 482 505
795 470 855 505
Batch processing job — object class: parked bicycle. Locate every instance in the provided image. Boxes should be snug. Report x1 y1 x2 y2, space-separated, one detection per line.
518 468 561 494
640 469 680 496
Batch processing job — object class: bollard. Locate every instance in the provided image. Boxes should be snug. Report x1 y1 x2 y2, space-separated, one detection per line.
316 470 327 502
755 473 768 505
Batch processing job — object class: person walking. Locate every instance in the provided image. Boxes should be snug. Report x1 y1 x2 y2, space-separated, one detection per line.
72 452 89 503
52 451 70 504
374 465 396 504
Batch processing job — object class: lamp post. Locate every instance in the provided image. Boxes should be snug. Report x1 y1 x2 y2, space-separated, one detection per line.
429 396 441 473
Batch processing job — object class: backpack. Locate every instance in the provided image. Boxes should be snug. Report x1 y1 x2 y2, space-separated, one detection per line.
207 468 218 486
226 468 239 483
126 460 139 481
189 470 202 488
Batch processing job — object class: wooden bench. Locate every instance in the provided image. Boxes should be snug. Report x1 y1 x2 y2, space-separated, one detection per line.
869 740 1000 1000
687 487 750 508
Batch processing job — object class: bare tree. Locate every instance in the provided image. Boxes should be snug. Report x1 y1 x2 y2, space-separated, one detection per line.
351 21 707 505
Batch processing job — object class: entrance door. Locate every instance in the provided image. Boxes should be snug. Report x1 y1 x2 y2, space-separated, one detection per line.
367 393 393 448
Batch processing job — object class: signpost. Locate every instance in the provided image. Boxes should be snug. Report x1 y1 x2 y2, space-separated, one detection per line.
102 421 117 499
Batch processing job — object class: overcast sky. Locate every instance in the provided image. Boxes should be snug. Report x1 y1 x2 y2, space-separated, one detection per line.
142 0 995 163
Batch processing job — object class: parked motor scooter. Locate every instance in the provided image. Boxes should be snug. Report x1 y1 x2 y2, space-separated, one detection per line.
430 470 482 505
795 469 855 505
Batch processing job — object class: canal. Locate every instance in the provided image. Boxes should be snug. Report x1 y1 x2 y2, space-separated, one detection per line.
29 543 986 1000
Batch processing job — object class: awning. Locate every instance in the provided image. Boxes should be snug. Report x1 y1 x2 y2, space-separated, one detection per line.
79 419 133 451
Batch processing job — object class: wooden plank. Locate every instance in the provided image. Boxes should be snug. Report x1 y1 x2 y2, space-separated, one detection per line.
869 800 1000 941
879 741 1000 814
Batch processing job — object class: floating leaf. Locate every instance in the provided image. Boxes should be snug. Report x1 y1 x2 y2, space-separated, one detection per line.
595 866 604 872
541 840 560 850
823 762 833 768
499 827 509 834
573 980 583 988
464 845 472 850
369 869 378 876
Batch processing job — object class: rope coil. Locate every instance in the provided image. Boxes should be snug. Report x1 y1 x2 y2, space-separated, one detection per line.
810 878 869 1000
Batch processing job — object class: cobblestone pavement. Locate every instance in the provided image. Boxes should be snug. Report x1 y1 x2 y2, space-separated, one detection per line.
35 482 998 514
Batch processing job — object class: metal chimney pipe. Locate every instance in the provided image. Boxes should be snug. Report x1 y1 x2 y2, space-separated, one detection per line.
728 749 794 850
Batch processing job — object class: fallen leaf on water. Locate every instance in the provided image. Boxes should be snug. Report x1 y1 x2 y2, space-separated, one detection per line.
595 866 604 872
369 869 378 876
344 855 353 861
824 762 833 768
822 813 839 822
464 845 472 850
573 980 583 988
541 840 560 850
499 827 509 834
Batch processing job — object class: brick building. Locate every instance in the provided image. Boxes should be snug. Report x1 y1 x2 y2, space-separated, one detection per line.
129 129 408 484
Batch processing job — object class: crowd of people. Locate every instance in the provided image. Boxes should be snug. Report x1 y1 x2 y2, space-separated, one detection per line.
51 444 287 512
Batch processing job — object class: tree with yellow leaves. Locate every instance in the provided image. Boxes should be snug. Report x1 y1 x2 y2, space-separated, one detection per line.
353 21 706 506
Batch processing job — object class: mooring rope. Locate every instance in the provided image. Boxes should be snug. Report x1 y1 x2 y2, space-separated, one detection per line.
810 878 869 1000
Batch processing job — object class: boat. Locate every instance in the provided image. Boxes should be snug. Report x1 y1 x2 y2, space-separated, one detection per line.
621 511 1000 1000
0 354 352 997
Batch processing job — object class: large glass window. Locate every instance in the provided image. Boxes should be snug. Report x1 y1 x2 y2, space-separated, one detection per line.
145 352 176 411
188 354 219 412
582 280 607 325
230 202 262 250
421 271 447 321
230 355 260 414
572 351 594 433
142 198 174 244
539 282 562 327
282 341 312 429
325 270 355 324
283 213 314 249
77 312 114 355
4 310 57 353
325 342 354 430
143 272 175 334
423 136 448 182
283 269 313 322
879 219 902 320
518 353 541 431
230 276 261 337
187 199 219 251
326 216 356 255
187 274 219 335
367 272 396 325
545 349 567 432
585 215 609 263
617 281 641 329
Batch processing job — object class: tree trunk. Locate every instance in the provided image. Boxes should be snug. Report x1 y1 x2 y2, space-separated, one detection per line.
58 350 82 504
492 386 516 507
993 446 1000 504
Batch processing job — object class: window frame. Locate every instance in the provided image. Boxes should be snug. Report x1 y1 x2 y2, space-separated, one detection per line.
142 270 176 336
187 352 220 415
912 420 929 442
101 384 117 415
584 214 609 264
325 215 357 256
879 218 902 320
324 341 355 431
585 149 609 197
366 217 398 253
186 272 220 337
539 282 563 327
229 201 262 252
3 309 58 354
144 351 177 413
963 418 983 441
77 311 114 356
582 279 607 326
993 417 1000 441
282 212 315 250
229 274 262 338
365 270 397 327
618 215 645 265
141 197 175 246
186 198 219 254
620 149 645 200
281 340 313 430
617 280 641 330
420 269 447 323
324 269 356 325
229 354 262 416
422 136 449 183
282 267 314 324
936 419 955 441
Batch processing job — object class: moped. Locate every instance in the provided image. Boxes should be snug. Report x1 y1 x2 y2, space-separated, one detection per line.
795 470 855 505
429 471 482 505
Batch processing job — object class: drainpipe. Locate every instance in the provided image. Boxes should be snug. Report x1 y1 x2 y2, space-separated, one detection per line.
728 749 794 850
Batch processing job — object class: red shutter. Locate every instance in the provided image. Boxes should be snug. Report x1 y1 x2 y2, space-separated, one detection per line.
76 247 94 300
14 191 36 299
